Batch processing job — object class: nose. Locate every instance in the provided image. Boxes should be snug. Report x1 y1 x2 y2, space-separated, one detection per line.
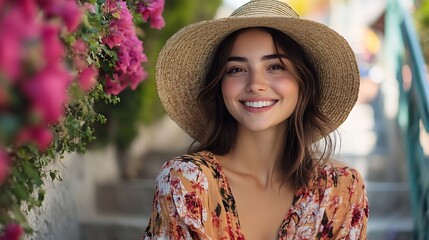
246 69 268 92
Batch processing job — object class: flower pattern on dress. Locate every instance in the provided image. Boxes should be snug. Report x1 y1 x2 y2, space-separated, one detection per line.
143 151 369 239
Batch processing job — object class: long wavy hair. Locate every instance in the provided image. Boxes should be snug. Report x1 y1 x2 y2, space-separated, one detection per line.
191 27 336 188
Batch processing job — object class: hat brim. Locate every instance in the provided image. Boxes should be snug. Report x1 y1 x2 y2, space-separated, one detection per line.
156 16 360 141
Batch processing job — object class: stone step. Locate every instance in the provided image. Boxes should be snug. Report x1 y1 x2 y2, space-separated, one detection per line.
366 182 411 218
96 179 155 216
367 217 414 240
137 149 187 179
340 153 408 182
80 215 149 240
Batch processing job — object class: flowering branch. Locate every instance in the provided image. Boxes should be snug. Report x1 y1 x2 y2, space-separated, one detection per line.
0 0 165 238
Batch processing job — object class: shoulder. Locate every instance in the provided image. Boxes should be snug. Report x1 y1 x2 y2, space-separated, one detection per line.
155 151 219 195
309 160 367 201
158 151 218 177
313 162 369 237
313 160 365 188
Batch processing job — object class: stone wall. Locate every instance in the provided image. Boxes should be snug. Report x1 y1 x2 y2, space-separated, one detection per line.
26 153 83 240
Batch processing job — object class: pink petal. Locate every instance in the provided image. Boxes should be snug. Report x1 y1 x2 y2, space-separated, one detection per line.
105 74 126 95
41 24 64 65
16 126 53 152
103 30 124 48
73 55 88 72
150 15 165 29
0 4 40 80
78 66 98 92
58 1 82 32
72 39 87 53
22 66 71 123
0 148 10 185
0 223 23 240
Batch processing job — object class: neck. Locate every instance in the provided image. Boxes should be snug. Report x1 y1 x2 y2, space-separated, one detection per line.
224 125 287 187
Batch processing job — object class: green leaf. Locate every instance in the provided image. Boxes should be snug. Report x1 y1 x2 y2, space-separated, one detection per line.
23 163 40 179
12 183 29 201
49 172 56 181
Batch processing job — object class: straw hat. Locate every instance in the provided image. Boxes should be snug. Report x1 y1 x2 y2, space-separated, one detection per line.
156 0 360 141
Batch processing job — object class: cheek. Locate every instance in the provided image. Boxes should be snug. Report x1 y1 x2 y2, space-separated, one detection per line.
221 78 240 101
273 78 299 97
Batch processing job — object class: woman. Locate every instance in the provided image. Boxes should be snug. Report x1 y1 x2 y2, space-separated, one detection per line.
143 0 368 239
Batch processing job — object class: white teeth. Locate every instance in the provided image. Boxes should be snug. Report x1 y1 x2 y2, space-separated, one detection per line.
243 101 276 108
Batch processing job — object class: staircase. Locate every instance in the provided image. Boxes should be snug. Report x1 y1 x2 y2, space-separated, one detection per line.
79 144 188 239
339 103 413 240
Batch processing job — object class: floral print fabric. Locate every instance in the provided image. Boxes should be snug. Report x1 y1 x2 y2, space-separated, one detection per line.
143 151 369 240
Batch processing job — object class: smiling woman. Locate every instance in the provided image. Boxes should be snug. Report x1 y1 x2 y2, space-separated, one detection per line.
221 28 300 134
143 0 368 239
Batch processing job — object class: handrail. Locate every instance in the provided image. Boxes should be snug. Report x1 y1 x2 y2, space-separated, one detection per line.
386 0 429 239
400 3 429 129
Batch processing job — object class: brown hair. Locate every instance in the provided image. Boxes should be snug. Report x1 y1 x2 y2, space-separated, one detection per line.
191 27 336 188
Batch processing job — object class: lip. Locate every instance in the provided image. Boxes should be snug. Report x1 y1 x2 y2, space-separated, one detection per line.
239 98 278 112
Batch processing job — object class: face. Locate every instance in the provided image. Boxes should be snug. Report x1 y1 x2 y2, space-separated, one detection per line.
221 29 299 133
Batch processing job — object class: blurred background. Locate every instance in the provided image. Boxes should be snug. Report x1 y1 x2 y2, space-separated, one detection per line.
1 0 428 239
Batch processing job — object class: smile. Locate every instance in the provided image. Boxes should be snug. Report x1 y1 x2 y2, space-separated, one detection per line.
242 100 277 108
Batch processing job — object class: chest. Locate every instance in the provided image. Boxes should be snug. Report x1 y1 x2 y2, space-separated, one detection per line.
227 179 295 240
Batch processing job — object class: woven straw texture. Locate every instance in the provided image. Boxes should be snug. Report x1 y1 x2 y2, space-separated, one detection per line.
156 0 360 141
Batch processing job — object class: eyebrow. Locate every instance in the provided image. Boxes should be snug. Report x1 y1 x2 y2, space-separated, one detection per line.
227 54 288 62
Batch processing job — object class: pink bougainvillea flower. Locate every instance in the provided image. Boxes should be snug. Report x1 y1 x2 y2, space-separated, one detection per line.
115 2 133 31
0 34 21 80
103 0 118 13
73 55 88 72
16 126 54 152
138 0 165 29
0 223 24 240
102 29 124 49
78 65 98 92
18 0 38 21
38 0 82 32
72 39 88 71
36 0 55 11
102 1 134 49
108 35 147 94
128 65 148 90
41 24 65 65
0 147 10 185
148 15 165 30
105 74 126 95
0 2 39 80
55 0 82 32
0 1 39 37
101 0 149 95
22 65 71 123
72 39 87 54
83 2 96 13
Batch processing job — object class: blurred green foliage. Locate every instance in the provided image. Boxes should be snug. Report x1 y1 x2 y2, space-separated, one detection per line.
93 0 222 151
415 0 429 61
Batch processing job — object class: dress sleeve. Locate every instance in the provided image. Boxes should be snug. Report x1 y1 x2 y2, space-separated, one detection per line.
335 167 369 240
142 158 210 240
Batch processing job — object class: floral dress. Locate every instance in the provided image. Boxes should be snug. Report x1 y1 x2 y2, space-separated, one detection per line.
143 151 369 240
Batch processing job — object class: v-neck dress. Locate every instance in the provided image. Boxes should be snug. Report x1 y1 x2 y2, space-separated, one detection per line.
142 151 368 240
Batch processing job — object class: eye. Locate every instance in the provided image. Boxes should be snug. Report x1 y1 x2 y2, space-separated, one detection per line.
268 64 285 71
226 67 246 74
